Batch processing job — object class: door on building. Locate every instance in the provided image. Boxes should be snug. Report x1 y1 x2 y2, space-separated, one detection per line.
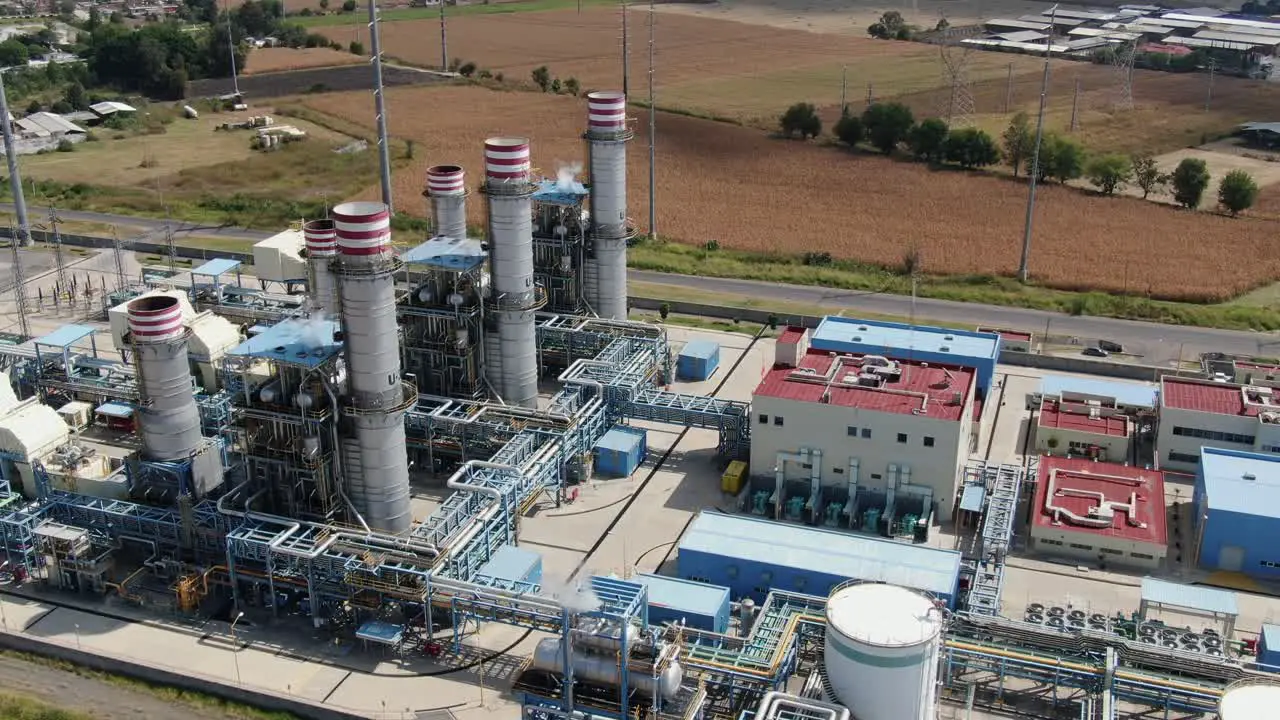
1218 545 1245 572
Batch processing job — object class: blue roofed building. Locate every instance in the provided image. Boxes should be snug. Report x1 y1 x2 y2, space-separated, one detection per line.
808 316 1000 397
676 511 961 606
1193 448 1280 578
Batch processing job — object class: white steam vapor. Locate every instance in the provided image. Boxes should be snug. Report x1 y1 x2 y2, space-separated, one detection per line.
555 162 583 193
544 575 601 613
300 311 333 348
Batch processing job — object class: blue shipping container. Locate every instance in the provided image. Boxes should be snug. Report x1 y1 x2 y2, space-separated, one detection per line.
677 340 721 381
633 573 731 633
476 545 543 586
594 426 647 478
1260 624 1280 670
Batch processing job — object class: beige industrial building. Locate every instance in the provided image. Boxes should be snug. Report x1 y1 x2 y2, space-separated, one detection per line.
1029 456 1168 570
749 328 978 524
1035 397 1131 463
1157 377 1280 473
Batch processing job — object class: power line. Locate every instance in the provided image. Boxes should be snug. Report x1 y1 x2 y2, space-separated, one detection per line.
939 22 975 127
1018 3 1057 284
647 0 656 240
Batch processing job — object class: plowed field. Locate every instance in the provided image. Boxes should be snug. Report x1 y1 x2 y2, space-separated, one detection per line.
302 84 1280 302
243 47 363 75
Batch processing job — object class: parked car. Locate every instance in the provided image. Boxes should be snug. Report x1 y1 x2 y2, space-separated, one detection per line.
1097 340 1124 353
1083 347 1109 358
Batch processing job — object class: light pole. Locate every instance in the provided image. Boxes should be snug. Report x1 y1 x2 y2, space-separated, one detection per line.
229 611 245 684
1017 3 1057 284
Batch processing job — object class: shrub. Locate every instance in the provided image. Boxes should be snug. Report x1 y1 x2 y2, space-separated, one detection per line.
861 102 914 154
907 118 948 163
779 102 821 139
56 138 75 152
531 65 550 91
458 61 477 77
833 112 863 147
1218 169 1259 217
1085 153 1132 195
348 40 364 55
1171 157 1210 209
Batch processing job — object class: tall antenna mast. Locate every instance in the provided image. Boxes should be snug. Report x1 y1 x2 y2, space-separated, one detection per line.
647 0 655 239
0 68 33 249
9 224 29 339
621 0 630 98
368 0 394 213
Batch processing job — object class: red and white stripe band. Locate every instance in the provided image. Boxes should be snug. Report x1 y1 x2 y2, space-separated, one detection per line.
587 91 627 128
128 296 185 341
333 202 392 256
304 219 338 256
427 165 466 194
485 137 531 181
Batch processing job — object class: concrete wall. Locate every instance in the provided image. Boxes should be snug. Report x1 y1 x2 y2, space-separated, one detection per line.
2 133 87 156
0 628 366 720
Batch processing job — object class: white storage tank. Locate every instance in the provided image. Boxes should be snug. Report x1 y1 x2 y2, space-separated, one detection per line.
1219 680 1280 719
823 583 943 720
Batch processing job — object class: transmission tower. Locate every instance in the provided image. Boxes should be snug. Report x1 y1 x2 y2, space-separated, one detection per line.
111 227 128 294
9 224 29 339
48 206 69 293
1112 40 1136 111
939 25 976 127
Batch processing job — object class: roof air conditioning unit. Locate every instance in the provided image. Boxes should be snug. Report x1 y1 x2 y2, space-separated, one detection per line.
1244 473 1257 481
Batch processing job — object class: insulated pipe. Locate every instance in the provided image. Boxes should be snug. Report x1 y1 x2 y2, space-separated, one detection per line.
425 164 468 240
754 692 849 720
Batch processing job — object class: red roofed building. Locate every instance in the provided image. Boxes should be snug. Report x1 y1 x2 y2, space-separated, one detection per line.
1034 397 1131 463
1157 377 1280 473
750 335 979 524
1030 456 1168 570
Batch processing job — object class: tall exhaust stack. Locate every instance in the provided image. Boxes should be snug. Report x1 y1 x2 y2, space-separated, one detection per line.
304 219 339 317
483 137 542 408
585 91 632 320
333 201 413 533
426 165 468 239
129 295 202 461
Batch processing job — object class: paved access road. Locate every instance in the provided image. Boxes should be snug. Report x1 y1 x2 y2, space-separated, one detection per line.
4 205 1273 367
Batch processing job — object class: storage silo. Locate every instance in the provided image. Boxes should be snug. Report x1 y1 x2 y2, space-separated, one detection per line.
1219 680 1280 719
823 583 943 720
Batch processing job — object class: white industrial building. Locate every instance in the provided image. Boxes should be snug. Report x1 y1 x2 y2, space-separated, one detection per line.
1034 397 1131 463
749 327 978 524
1157 377 1280 473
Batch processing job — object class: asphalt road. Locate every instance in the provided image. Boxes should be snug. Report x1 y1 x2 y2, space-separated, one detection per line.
0 204 271 242
4 206 1272 367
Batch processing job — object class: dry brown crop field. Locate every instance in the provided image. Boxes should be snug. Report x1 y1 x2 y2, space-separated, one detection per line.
243 47 364 75
301 84 1280 302
317 9 1046 125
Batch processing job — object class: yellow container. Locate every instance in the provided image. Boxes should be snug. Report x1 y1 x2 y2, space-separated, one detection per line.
721 460 748 494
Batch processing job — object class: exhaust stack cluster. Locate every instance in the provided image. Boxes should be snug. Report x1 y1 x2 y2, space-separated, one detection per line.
128 295 203 462
584 91 631 321
334 201 413 533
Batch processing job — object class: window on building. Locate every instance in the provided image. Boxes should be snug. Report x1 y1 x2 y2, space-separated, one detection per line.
1101 548 1123 555
861 428 871 439
1168 451 1200 464
1069 543 1093 551
1262 445 1280 454
833 467 844 474
897 433 908 444
1038 539 1063 546
774 416 784 427
923 436 935 448
687 575 710 583
1130 553 1154 560
870 473 882 480
847 426 858 437
1261 560 1280 569
1171 426 1254 445
759 414 769 424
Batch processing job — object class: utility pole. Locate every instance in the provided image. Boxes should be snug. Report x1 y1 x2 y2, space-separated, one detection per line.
1004 62 1014 113
439 0 447 71
865 82 873 108
621 0 630 99
1205 58 1216 111
368 0 394 213
1018 3 1057 284
1069 77 1080 132
0 69 33 249
647 0 656 239
840 64 847 114
226 5 240 97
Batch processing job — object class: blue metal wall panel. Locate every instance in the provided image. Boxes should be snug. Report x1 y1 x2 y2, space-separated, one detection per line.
594 427 647 478
808 318 998 397
1198 507 1280 579
477 545 543 584
1259 625 1280 669
633 573 731 633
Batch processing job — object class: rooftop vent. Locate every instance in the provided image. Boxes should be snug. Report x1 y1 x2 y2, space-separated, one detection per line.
858 326 868 331
944 335 955 341
940 346 950 352
1244 473 1257 481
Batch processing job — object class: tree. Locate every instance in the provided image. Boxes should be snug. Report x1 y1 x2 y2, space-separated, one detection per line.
943 127 999 169
319 0 329 9
348 40 363 55
341 0 356 10
1085 153 1132 195
458 61 476 77
63 81 88 111
861 101 914 154
1218 169 1259 217
0 39 29 67
24 98 40 114
779 102 821 139
833 112 863 147
659 302 670 320
531 65 550 91
1170 157 1211 209
1001 111 1034 176
907 117 948 162
1130 153 1167 199
1039 133 1085 184
563 76 580 96
86 6 101 31
868 10 906 38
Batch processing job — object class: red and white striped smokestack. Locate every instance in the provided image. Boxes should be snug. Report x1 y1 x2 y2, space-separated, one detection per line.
304 218 337 257
484 137 531 184
586 91 627 135
333 202 392 258
425 165 468 240
127 294 185 343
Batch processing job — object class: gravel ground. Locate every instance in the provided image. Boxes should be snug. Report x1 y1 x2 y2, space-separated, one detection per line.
0 653 273 720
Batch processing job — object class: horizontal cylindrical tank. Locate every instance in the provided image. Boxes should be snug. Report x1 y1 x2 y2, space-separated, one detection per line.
823 583 943 720
531 637 682 701
128 295 202 461
304 218 339 316
426 164 468 240
1219 680 1280 719
572 617 640 653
